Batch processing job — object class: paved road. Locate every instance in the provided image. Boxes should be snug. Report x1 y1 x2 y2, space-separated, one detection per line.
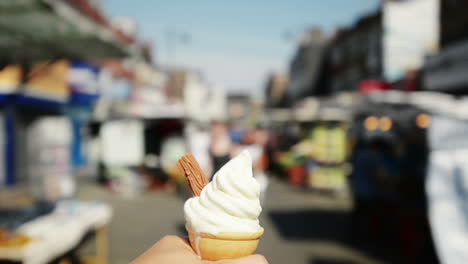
77 178 385 264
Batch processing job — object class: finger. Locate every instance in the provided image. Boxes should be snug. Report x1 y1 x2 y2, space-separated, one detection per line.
206 254 269 264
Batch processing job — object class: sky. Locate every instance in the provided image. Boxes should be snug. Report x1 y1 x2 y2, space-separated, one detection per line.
105 0 379 95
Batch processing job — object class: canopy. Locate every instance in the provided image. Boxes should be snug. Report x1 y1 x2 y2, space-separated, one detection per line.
0 0 134 63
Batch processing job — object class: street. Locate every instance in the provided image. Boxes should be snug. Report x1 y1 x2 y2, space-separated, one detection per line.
77 178 385 264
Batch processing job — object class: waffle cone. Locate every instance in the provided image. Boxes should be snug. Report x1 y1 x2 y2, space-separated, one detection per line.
186 226 264 261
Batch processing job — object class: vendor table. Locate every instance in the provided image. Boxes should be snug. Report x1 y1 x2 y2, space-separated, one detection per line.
0 201 112 264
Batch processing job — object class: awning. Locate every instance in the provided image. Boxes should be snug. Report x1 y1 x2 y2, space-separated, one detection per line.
0 0 134 62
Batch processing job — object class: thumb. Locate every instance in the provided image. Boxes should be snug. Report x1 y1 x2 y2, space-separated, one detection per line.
207 254 268 264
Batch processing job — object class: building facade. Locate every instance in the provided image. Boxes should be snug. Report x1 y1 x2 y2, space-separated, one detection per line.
325 11 383 93
424 0 468 93
286 28 328 106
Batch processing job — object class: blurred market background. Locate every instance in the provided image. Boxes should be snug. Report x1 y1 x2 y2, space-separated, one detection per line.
1 0 468 263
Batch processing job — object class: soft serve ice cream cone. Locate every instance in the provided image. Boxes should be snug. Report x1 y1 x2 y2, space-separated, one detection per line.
178 150 263 261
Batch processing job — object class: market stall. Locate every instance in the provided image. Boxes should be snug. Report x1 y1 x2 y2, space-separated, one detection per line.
269 97 351 192
0 1 129 258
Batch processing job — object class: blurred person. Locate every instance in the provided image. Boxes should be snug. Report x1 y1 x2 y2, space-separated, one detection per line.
131 235 268 264
186 123 213 179
230 129 255 158
229 122 245 145
240 126 270 203
349 142 377 241
210 121 232 178
253 126 270 203
349 138 392 242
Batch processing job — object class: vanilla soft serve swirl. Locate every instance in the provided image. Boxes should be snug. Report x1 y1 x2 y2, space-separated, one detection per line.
184 150 262 234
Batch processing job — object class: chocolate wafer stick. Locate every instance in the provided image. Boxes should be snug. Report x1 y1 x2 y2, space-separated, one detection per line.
177 153 209 196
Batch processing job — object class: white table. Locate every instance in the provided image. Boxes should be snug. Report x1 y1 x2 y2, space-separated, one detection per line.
0 200 112 264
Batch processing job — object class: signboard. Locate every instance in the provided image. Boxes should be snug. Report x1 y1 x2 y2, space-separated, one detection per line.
25 60 70 102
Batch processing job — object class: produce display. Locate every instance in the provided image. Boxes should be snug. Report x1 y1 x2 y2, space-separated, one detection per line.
272 122 349 191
